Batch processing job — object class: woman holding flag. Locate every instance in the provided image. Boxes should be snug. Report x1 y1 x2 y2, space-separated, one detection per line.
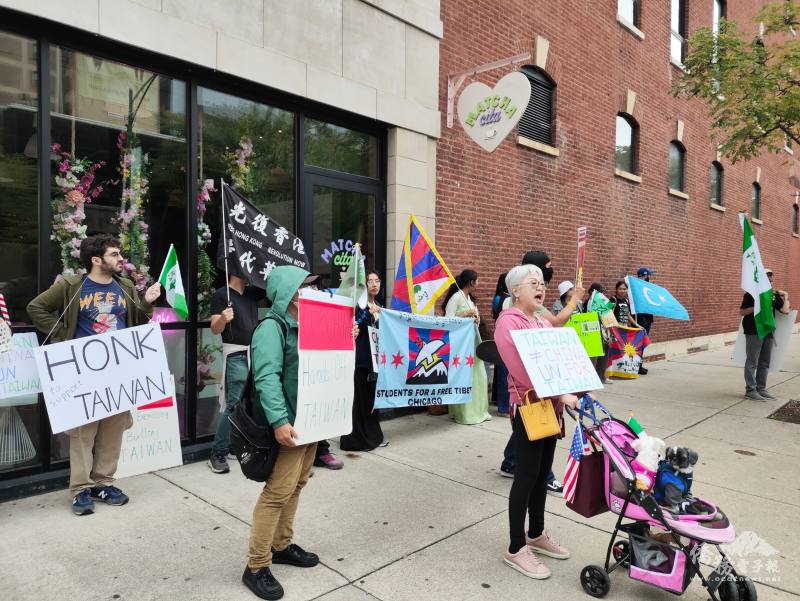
443 270 491 425
494 264 579 580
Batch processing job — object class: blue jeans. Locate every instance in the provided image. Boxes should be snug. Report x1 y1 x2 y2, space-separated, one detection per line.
492 364 510 414
211 353 249 455
501 433 556 484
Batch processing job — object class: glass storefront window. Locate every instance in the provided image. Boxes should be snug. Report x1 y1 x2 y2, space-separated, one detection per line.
49 46 187 303
195 327 223 437
310 184 376 289
197 87 295 319
304 118 378 179
0 32 38 324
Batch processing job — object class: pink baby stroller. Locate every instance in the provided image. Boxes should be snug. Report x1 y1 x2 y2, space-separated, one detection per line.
567 397 757 601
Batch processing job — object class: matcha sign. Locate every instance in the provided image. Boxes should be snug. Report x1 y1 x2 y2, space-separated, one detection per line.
457 71 531 152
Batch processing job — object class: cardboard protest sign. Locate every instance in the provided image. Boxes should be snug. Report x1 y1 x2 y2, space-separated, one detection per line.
34 323 171 433
218 184 309 289
294 289 355 445
566 312 604 358
116 376 182 478
732 309 798 372
510 327 603 398
0 332 42 405
368 326 379 373
375 309 474 409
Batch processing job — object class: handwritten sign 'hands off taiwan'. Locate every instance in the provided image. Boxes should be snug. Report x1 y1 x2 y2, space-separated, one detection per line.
34 323 172 433
510 328 603 398
294 289 355 445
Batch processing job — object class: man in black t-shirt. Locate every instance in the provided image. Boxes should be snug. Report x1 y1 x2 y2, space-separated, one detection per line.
740 269 790 401
208 274 262 473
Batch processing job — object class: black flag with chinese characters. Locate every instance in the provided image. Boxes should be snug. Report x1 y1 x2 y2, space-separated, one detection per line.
217 184 310 289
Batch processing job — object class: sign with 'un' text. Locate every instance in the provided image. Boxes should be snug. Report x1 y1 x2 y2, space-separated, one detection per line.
34 323 172 433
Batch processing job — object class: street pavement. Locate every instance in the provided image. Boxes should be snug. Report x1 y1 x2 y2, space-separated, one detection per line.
1 335 799 601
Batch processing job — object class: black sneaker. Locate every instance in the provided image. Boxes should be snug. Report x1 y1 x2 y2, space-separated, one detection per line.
499 465 514 479
242 566 284 600
638 365 649 375
272 543 319 568
90 485 129 506
72 489 95 516
208 452 230 474
546 479 564 497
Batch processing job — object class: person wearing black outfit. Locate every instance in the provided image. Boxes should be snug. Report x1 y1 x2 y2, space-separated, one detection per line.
613 280 639 328
585 282 611 383
340 270 385 451
741 268 791 400
208 275 262 474
634 268 654 375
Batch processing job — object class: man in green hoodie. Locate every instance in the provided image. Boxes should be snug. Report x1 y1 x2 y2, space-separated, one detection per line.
242 265 322 600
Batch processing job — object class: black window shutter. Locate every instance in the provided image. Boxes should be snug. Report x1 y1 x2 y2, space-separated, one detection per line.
519 68 553 145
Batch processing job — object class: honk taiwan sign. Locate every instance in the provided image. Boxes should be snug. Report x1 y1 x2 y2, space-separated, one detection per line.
457 71 531 152
34 323 172 433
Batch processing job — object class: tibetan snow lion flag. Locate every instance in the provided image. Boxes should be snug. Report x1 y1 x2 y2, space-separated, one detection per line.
374 309 474 409
606 326 650 379
390 214 455 314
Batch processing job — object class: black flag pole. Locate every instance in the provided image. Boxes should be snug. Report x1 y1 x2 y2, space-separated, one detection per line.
220 178 231 305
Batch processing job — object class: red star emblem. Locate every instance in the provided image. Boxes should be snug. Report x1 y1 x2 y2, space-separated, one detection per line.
466 354 474 367
381 352 387 365
391 352 405 367
452 355 460 367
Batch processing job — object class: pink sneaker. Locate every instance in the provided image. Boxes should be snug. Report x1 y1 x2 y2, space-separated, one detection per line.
527 530 570 559
503 546 551 579
314 452 344 470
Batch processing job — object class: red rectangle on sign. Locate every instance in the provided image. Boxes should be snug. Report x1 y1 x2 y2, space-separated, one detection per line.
298 297 354 351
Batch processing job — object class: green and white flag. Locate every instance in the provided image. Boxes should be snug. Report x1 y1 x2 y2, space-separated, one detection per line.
337 243 367 309
739 213 775 339
589 290 615 315
158 244 189 319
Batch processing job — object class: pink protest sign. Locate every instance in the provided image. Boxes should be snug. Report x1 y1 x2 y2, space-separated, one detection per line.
298 290 355 351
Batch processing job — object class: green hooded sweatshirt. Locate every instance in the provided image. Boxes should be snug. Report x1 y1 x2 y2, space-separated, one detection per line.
251 265 309 429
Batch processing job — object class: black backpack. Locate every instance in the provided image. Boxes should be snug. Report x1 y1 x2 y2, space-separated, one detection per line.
228 316 286 482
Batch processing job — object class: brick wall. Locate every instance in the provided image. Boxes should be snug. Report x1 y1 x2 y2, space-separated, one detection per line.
436 0 800 342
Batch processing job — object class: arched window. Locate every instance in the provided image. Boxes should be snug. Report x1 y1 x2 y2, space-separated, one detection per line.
519 66 555 146
710 161 724 205
615 114 639 175
792 202 799 235
751 183 762 220
669 141 686 192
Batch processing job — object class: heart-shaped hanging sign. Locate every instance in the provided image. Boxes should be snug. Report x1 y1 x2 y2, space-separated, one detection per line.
457 71 531 152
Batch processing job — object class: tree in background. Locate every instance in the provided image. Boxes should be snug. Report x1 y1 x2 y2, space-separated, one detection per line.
674 0 800 163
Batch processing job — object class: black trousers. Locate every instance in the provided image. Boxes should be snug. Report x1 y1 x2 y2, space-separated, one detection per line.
508 411 557 554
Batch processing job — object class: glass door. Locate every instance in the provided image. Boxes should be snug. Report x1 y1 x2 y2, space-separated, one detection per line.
303 174 383 292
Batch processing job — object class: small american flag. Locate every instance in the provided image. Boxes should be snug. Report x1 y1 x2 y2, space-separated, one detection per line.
0 292 9 322
563 423 587 504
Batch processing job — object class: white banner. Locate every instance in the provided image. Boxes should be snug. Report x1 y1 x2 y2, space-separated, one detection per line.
0 332 42 405
732 310 798 372
34 323 171 433
294 290 355 445
116 376 182 479
368 325 379 373
510 327 603 398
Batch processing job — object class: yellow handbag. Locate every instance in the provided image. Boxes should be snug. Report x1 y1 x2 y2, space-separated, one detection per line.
514 384 561 441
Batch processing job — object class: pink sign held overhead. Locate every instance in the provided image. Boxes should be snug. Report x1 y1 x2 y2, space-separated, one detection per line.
298 291 355 351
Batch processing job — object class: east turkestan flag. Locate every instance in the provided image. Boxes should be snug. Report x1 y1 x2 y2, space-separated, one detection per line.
739 214 775 339
158 244 188 319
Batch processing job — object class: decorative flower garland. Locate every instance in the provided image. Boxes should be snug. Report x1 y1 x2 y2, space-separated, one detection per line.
197 178 216 319
114 130 151 292
225 137 255 195
50 144 105 277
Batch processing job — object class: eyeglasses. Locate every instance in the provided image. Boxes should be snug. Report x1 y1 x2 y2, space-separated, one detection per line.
104 251 122 258
519 279 544 289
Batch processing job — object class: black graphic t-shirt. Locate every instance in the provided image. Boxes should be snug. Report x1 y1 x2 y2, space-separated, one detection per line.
614 297 631 326
76 278 128 338
210 286 262 345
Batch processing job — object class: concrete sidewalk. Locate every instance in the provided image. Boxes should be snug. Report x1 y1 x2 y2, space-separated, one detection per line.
2 336 799 601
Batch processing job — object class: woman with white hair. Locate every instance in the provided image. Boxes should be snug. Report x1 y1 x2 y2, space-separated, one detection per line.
494 264 579 580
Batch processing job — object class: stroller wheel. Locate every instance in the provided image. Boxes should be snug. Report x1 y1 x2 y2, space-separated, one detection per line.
718 578 740 601
580 565 611 598
738 576 757 601
612 541 630 568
